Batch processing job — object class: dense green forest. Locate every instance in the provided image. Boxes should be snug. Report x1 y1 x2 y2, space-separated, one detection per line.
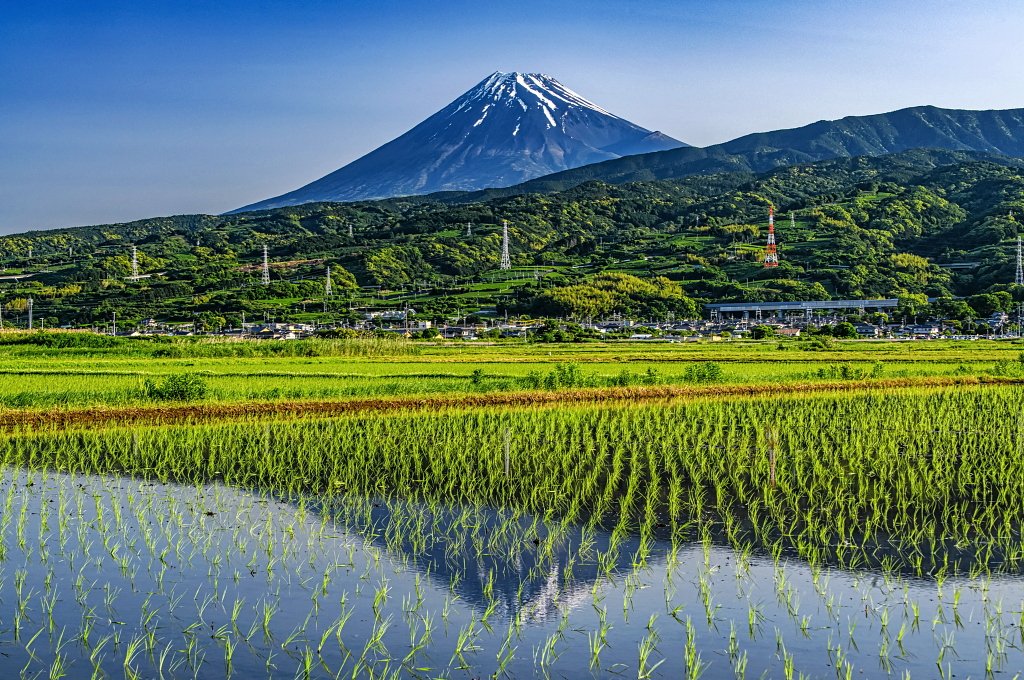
0 149 1022 328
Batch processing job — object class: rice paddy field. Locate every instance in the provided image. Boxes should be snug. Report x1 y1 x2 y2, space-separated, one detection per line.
0 333 1022 411
2 332 1024 678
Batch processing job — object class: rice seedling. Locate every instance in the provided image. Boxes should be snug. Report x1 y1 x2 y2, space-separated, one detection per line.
684 616 707 679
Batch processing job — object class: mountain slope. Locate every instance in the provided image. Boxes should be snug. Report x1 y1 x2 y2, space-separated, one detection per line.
5 149 1024 331
448 105 1024 202
234 72 686 212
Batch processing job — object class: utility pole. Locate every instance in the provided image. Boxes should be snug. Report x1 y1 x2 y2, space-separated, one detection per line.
27 298 33 330
111 311 116 336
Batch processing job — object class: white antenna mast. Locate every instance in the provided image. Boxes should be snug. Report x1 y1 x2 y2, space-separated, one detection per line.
499 220 511 270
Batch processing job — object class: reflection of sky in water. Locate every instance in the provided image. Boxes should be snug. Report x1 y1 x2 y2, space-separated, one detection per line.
1 468 1021 679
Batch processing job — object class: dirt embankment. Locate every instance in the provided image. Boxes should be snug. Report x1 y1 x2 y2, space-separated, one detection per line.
0 375 1018 432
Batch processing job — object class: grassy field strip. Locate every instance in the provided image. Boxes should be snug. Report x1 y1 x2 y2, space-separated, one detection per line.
0 368 469 379
2 374 1017 431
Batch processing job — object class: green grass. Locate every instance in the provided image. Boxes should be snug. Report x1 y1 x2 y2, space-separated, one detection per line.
0 333 1021 410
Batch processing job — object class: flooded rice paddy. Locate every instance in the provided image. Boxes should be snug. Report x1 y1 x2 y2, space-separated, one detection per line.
2 385 1024 677
2 467 1022 679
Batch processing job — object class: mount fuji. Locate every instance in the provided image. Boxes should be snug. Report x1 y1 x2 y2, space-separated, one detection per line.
234 71 685 212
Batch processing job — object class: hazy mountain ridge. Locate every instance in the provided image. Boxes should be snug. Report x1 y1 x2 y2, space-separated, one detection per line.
441 106 1024 203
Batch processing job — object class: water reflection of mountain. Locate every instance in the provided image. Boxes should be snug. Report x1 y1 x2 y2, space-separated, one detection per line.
322 499 673 623
309 496 1024 620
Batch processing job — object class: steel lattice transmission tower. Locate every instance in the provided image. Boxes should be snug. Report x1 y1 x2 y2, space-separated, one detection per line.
130 245 139 279
466 222 472 237
499 220 511 270
348 222 354 238
325 266 333 296
763 207 779 267
1015 235 1023 286
261 245 270 285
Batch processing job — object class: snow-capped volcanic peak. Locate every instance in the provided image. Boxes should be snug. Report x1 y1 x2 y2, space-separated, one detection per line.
436 71 656 145
467 71 618 123
233 71 687 212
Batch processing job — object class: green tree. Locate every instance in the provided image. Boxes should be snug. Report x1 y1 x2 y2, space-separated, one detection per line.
833 322 858 338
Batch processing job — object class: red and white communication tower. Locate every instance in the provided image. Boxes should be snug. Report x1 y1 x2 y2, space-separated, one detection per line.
763 206 779 267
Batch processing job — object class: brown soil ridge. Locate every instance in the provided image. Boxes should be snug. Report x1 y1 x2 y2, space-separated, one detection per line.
1 375 1019 432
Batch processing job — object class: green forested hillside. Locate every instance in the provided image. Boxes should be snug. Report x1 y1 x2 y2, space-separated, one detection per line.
0 150 1022 328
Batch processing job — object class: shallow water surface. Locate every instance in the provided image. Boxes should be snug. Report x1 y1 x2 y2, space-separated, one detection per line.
0 468 1020 678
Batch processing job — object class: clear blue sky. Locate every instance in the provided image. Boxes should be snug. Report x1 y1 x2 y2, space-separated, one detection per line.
1 0 1022 233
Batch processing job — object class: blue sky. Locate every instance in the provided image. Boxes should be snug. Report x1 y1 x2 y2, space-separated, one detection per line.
1 0 1022 232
